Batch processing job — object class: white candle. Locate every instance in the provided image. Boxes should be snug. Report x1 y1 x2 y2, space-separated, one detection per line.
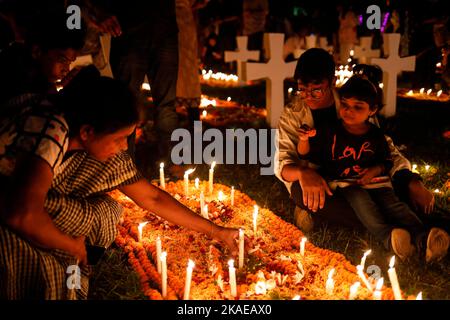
437 90 442 97
349 282 360 300
200 191 205 217
183 259 195 300
425 165 430 171
156 236 162 274
407 90 414 96
292 295 301 300
253 205 259 235
416 292 422 300
184 168 195 197
373 277 384 300
137 221 148 242
161 251 167 298
300 237 307 256
228 259 237 298
218 191 224 202
238 229 244 269
159 163 165 190
203 205 209 219
194 178 199 189
360 250 372 270
427 89 432 95
387 256 403 300
231 186 235 206
325 268 335 295
357 265 373 292
208 161 216 195
420 88 425 94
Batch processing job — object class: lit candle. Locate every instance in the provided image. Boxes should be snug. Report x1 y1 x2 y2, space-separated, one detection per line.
230 186 235 206
434 188 440 193
349 282 360 300
202 110 207 119
437 90 442 97
420 88 425 94
194 178 199 189
218 191 224 202
407 90 414 96
387 256 403 300
156 236 162 274
253 205 259 235
425 165 430 171
416 292 423 300
288 87 293 97
357 265 373 292
200 191 205 217
203 205 209 219
436 62 442 68
238 229 244 269
373 277 384 300
350 49 354 57
208 161 216 195
292 295 301 300
300 237 307 256
184 168 195 197
159 163 165 190
227 96 231 102
379 83 384 89
183 259 195 300
228 259 237 298
412 164 419 173
325 268 335 295
359 250 372 270
427 89 432 95
137 221 148 242
161 251 167 298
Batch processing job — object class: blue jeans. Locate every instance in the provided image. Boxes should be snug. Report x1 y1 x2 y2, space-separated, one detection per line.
338 186 426 250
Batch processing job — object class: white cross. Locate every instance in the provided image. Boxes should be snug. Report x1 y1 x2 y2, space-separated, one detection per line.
224 36 260 80
242 33 297 128
319 37 333 53
353 36 380 64
372 33 415 117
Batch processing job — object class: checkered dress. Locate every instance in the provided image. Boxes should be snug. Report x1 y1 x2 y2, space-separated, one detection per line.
0 94 143 299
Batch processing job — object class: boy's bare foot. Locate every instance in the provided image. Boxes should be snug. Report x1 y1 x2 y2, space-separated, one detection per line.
426 228 449 263
391 228 415 261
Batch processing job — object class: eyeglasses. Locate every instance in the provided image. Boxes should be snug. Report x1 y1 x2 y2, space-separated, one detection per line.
295 86 327 99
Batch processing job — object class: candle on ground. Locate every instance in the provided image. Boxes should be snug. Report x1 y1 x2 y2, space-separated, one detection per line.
387 256 403 300
228 259 237 298
161 251 167 298
200 191 205 217
208 161 216 195
416 292 423 300
184 168 195 197
349 282 360 300
300 237 307 256
156 236 162 274
203 205 209 219
183 259 195 300
325 268 335 295
373 277 384 300
137 221 148 242
231 186 235 206
159 163 165 190
238 229 244 269
360 249 372 270
218 191 224 202
357 265 373 292
194 178 199 189
253 205 259 235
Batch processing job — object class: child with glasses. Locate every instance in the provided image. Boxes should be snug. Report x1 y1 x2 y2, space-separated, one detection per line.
296 76 449 262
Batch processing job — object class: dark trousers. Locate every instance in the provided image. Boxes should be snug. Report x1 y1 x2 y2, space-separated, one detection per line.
338 186 426 250
110 23 179 161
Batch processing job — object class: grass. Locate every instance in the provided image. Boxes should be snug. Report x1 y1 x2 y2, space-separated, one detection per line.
89 93 450 300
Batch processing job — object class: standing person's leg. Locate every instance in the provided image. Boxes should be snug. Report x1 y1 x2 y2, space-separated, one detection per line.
290 181 364 230
109 28 149 160
148 30 179 163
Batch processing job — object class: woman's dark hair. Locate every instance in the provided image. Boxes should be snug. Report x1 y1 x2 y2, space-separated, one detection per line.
294 48 335 84
339 75 380 111
58 65 140 137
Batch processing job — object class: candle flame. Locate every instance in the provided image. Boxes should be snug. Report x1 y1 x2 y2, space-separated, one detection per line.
227 96 231 101
427 89 432 95
375 277 384 291
160 162 164 169
379 83 384 89
188 259 195 269
350 49 354 56
425 165 430 171
389 256 396 268
228 259 235 268
420 88 425 94
292 295 301 300
138 221 148 240
210 161 216 170
202 110 207 118
437 90 442 97
364 249 372 257
416 292 423 300
407 90 413 95
288 87 293 93
184 168 196 176
434 188 440 193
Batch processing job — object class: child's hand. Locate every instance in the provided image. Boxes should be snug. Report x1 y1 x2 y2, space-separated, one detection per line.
357 165 383 185
297 124 316 141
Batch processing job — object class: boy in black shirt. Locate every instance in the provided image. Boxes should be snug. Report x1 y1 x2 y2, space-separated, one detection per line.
297 76 449 262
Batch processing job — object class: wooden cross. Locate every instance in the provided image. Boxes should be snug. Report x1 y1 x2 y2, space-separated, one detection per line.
224 36 260 80
353 36 380 64
372 33 415 117
242 33 297 128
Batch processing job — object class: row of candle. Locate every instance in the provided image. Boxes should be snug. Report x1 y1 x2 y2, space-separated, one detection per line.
406 88 444 97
